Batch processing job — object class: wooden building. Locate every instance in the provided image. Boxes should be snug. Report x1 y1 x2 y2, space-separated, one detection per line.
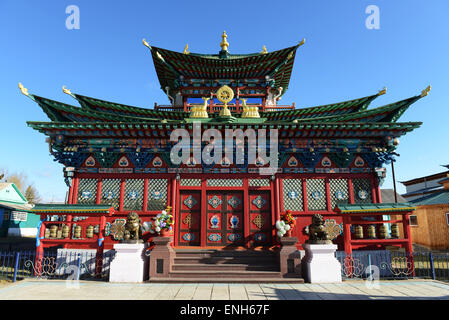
408 174 449 250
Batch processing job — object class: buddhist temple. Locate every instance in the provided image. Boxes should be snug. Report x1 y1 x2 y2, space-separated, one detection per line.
21 32 429 280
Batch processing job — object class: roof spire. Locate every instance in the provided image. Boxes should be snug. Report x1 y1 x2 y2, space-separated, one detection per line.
18 83 29 96
62 86 72 95
183 44 190 55
142 38 151 49
421 85 431 97
378 87 387 95
220 31 229 51
261 45 268 54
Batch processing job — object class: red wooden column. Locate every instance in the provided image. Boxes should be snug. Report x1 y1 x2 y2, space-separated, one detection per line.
72 177 79 204
270 177 278 244
302 179 308 211
342 215 352 255
143 178 149 212
325 178 332 212
402 213 413 254
348 179 355 204
35 220 46 276
243 178 250 248
200 178 207 247
63 215 72 249
96 179 102 205
119 180 126 212
95 215 107 278
171 177 178 247
68 181 74 204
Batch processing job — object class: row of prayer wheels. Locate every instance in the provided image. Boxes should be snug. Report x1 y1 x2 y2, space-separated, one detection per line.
354 224 400 239
44 224 96 239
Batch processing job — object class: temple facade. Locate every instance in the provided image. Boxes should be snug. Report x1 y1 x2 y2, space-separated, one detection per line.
22 33 429 277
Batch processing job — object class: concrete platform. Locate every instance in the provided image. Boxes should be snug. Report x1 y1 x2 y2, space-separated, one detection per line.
0 279 448 300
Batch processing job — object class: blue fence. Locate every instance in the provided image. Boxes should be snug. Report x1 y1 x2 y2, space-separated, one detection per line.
336 250 449 281
0 249 116 282
2 248 449 282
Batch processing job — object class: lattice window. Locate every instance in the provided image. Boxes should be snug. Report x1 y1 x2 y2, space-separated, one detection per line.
306 179 327 211
283 179 303 211
352 178 373 204
77 179 97 205
180 179 202 187
249 179 271 187
207 179 243 187
147 179 168 211
124 179 144 211
330 179 349 209
100 179 121 209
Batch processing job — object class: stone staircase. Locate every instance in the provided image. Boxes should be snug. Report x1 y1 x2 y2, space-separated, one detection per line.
150 248 304 283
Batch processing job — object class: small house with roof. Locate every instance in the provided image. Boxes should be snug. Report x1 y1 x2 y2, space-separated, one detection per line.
407 174 449 250
0 183 38 238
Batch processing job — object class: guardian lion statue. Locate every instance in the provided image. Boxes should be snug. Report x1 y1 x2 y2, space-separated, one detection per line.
123 212 143 243
304 214 332 244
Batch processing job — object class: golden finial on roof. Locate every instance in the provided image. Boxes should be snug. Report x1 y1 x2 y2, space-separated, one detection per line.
184 44 190 55
261 45 268 54
421 85 431 97
18 83 29 96
142 38 151 48
62 86 72 95
220 31 229 51
378 87 387 96
299 38 306 46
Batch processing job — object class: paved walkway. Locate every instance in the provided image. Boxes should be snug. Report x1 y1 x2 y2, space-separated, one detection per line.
0 279 448 300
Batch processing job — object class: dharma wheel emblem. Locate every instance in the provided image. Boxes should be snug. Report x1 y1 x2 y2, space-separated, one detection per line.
358 190 368 200
216 85 234 103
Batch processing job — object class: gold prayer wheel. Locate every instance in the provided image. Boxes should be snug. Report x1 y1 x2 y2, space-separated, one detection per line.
391 224 400 238
86 225 94 238
379 225 388 239
62 225 70 238
74 225 82 238
44 228 51 239
56 228 63 239
367 225 376 239
50 225 58 238
354 225 363 239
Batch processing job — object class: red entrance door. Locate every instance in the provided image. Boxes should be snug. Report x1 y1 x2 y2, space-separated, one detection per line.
177 191 201 246
249 191 272 247
206 192 244 246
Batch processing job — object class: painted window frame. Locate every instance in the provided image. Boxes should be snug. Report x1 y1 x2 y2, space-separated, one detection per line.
409 215 418 227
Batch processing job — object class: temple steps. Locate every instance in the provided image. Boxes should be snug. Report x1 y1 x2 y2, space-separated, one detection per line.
153 248 304 283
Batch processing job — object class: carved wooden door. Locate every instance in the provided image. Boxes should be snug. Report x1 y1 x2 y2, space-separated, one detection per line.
249 191 272 247
177 191 201 246
206 192 244 246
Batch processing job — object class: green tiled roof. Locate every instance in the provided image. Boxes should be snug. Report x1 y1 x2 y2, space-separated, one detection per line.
410 191 449 206
148 44 300 94
32 204 113 213
260 93 380 120
296 95 422 123
72 93 186 119
31 95 179 123
335 203 416 213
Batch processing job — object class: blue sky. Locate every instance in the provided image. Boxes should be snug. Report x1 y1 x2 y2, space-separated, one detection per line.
1 0 448 202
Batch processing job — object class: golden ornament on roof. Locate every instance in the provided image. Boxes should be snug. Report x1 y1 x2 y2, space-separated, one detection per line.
378 87 387 95
220 31 229 51
62 86 71 95
261 45 268 54
216 85 234 117
183 44 190 55
142 38 151 48
216 85 234 104
299 38 306 46
18 83 29 96
421 85 431 97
